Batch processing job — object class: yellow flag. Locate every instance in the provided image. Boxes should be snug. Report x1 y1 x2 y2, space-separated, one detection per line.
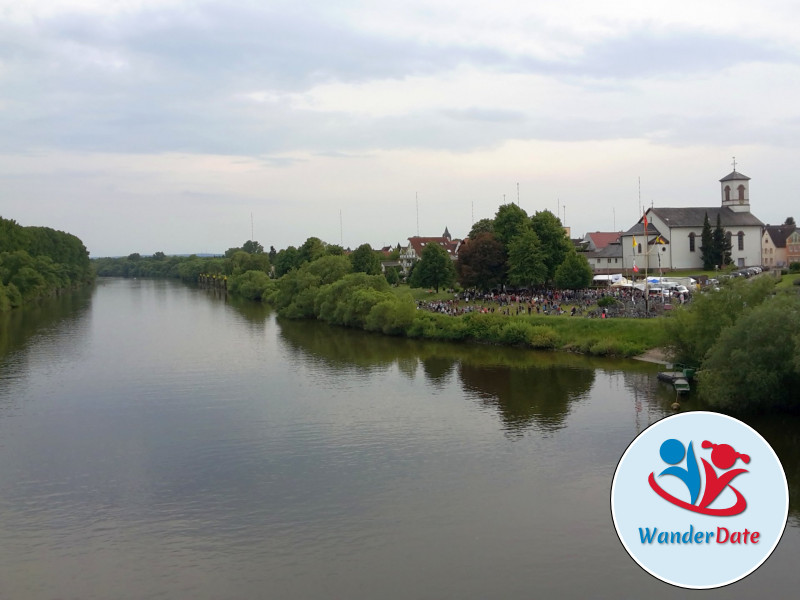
632 235 637 248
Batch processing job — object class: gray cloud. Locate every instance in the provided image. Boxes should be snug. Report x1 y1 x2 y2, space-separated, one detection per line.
557 29 793 79
0 3 796 158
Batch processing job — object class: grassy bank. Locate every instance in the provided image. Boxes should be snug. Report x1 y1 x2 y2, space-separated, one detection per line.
403 310 666 357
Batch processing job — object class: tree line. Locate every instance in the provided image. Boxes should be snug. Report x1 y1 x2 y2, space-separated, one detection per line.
0 216 93 311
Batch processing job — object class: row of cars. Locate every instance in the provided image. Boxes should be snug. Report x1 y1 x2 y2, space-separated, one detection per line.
728 266 764 278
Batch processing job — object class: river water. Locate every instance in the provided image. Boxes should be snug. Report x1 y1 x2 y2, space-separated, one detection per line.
0 278 797 599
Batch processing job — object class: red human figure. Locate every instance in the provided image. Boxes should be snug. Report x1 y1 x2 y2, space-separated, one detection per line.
698 441 750 511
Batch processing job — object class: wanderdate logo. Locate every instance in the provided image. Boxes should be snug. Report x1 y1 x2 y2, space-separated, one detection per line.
649 438 750 516
611 412 788 589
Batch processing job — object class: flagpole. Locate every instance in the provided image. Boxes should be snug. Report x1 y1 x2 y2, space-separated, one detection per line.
644 213 649 315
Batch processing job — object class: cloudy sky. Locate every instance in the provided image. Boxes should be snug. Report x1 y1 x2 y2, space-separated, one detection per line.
2 0 800 256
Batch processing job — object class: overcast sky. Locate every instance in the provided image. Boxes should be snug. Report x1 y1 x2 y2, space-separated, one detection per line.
2 0 800 256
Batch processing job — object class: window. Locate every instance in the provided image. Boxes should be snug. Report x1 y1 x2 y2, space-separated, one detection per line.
738 185 745 202
737 231 744 251
689 232 695 252
638 243 642 254
724 185 731 202
607 258 611 264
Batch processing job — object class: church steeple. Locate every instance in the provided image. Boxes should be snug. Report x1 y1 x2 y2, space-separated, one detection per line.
720 158 751 213
442 226 451 240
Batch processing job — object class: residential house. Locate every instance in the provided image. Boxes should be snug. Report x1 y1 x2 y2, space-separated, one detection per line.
580 232 625 273
399 227 462 274
762 225 794 268
787 229 800 266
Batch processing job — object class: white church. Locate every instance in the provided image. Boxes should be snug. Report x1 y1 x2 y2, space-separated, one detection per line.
618 169 764 271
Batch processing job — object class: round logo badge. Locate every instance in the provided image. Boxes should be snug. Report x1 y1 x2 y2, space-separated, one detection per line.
611 411 788 589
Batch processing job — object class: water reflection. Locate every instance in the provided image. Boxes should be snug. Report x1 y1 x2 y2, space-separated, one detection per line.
459 363 594 433
277 317 652 435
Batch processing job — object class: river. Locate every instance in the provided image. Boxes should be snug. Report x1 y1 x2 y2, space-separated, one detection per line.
0 278 798 599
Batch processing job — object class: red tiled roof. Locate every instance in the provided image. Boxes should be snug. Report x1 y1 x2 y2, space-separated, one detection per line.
406 236 460 257
586 231 621 249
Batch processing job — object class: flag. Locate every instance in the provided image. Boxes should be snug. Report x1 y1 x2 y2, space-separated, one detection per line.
656 235 665 244
632 235 637 248
643 213 649 231
633 263 639 273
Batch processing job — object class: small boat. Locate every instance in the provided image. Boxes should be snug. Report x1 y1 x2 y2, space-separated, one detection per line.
657 364 694 395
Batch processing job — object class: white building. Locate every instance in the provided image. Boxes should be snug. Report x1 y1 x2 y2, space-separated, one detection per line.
618 170 764 271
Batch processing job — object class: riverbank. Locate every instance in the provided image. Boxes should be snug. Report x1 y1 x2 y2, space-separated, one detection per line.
633 347 670 364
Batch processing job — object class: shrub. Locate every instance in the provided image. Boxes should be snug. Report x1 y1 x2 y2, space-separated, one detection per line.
698 294 800 412
365 295 416 335
597 296 617 308
499 320 533 345
229 270 273 301
527 326 558 349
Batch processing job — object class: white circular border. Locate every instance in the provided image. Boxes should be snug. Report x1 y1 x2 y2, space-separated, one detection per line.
611 411 789 589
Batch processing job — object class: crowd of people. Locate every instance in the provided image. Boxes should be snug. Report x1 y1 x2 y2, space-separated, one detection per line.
417 286 689 318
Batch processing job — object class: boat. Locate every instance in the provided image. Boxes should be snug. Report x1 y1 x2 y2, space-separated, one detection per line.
657 364 695 395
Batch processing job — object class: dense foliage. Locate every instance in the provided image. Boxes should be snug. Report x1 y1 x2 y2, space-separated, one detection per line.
93 253 226 281
456 204 578 291
0 216 93 311
665 276 800 413
231 251 665 357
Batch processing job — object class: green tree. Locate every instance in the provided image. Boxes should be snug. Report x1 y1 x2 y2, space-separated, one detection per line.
242 240 264 254
456 233 506 291
152 251 167 260
325 244 345 256
700 212 715 269
531 210 572 282
298 237 326 264
384 266 400 285
493 204 530 246
664 276 775 366
303 254 352 285
274 246 301 277
698 294 800 412
350 243 382 275
507 230 547 289
713 214 732 267
228 250 270 275
468 218 495 240
409 243 456 292
554 249 593 289
785 216 795 226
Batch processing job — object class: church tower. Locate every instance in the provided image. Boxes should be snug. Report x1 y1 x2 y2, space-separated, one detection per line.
720 161 750 213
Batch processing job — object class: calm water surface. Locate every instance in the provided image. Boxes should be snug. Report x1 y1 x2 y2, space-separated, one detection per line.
0 278 798 599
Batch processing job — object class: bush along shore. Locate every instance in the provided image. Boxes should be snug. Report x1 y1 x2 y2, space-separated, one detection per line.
225 253 667 358
1 216 94 312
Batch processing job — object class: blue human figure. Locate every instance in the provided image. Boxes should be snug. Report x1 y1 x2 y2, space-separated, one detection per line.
658 439 701 505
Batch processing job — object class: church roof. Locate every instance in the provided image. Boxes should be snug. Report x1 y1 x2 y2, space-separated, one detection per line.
719 170 751 182
649 207 763 228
